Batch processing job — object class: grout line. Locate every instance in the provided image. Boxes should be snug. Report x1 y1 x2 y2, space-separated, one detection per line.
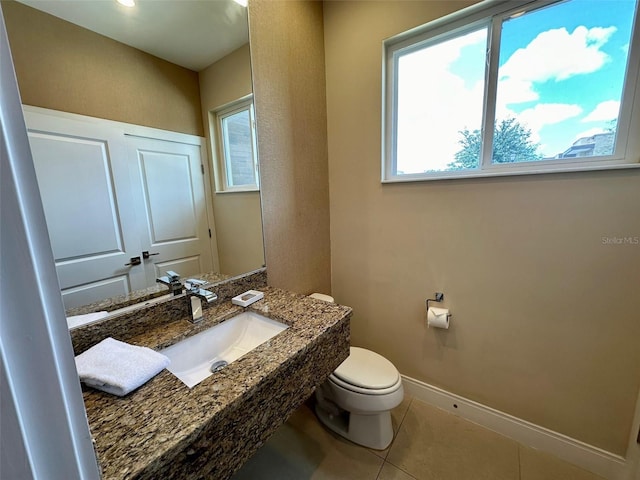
383 460 421 480
518 444 522 480
374 459 385 480
384 395 414 460
380 396 416 476
367 396 415 462
399 395 414 425
402 465 420 480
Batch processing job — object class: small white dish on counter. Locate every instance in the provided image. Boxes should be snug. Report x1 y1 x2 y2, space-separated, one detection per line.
231 290 264 307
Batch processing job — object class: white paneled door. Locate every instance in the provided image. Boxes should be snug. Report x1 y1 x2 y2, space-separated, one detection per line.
25 108 215 309
27 112 146 308
126 135 214 287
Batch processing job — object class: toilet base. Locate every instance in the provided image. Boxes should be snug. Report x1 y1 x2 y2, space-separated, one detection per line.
315 403 394 450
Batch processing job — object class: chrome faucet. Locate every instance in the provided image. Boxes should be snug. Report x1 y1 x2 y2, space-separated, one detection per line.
184 279 218 323
156 270 183 296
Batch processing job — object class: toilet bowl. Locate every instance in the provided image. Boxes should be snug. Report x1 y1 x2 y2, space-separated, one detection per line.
309 293 404 450
315 346 404 450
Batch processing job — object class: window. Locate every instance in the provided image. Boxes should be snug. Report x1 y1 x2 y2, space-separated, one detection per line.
211 96 259 192
383 0 640 181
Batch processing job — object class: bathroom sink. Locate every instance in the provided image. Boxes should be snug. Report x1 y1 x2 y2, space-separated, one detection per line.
161 311 288 388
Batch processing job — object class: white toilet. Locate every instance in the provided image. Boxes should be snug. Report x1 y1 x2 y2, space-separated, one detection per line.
309 294 404 450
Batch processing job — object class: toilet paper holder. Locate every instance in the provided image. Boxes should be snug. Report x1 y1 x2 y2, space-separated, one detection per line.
426 292 452 320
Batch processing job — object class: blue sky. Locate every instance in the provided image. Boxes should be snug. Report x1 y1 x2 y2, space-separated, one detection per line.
496 0 636 157
396 0 637 173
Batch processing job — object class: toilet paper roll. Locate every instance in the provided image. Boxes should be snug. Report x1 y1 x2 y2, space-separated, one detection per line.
427 307 450 329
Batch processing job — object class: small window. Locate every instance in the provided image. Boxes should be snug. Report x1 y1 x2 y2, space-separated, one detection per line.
211 96 259 192
383 0 640 181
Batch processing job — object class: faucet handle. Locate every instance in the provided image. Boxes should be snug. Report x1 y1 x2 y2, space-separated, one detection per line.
185 278 208 292
156 271 183 296
166 271 180 282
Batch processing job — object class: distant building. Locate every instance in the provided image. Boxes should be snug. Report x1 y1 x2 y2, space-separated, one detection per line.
557 131 615 159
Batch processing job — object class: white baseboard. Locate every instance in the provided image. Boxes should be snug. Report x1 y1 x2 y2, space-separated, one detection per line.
401 375 629 480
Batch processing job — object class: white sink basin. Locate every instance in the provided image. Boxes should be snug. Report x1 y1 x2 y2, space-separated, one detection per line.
161 311 288 388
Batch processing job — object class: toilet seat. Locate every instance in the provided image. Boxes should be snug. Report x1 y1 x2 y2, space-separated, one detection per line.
329 373 402 396
330 347 401 395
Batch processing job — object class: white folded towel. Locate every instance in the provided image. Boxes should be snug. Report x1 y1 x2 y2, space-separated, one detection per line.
66 311 109 329
75 337 170 396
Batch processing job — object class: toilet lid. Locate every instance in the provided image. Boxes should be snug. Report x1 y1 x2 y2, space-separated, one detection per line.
333 347 399 390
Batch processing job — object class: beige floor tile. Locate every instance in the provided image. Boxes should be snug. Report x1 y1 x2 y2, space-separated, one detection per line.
519 445 606 480
232 403 384 480
369 394 414 459
378 462 418 480
386 399 519 480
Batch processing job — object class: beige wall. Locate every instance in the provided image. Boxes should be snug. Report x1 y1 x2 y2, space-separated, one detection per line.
324 0 640 455
249 0 331 294
2 1 203 136
199 44 265 276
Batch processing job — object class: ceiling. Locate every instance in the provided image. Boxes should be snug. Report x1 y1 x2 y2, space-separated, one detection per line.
16 0 249 71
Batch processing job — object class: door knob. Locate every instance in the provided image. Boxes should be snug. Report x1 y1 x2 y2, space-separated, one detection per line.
124 256 141 266
142 251 160 259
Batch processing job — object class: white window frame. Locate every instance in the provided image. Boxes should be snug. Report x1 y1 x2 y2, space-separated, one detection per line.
382 0 640 183
210 94 259 193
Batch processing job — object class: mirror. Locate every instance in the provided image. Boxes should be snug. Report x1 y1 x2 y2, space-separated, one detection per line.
1 0 266 314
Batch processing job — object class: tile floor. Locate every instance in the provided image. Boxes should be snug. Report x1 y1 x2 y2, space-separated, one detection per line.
232 395 606 480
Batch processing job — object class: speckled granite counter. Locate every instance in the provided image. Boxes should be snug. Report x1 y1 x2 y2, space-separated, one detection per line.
78 286 351 479
70 269 268 355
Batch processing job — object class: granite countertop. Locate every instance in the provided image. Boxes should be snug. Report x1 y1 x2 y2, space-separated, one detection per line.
81 286 351 479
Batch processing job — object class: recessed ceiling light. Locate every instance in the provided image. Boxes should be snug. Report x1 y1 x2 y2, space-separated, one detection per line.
116 0 135 7
233 0 248 7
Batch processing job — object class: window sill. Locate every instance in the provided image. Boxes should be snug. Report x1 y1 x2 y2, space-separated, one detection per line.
215 188 260 194
382 161 640 183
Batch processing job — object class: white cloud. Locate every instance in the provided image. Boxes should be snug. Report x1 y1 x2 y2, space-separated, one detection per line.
574 127 608 140
438 28 487 65
511 103 583 143
500 26 615 82
518 103 583 129
404 28 486 72
496 77 539 107
396 29 487 172
498 25 616 106
582 100 620 122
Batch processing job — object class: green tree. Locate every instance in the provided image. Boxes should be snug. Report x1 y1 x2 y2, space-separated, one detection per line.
605 118 617 132
448 117 542 170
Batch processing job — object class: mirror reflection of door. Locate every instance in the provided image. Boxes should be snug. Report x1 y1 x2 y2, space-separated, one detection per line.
2 0 266 310
27 112 148 306
128 135 215 288
26 109 215 309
